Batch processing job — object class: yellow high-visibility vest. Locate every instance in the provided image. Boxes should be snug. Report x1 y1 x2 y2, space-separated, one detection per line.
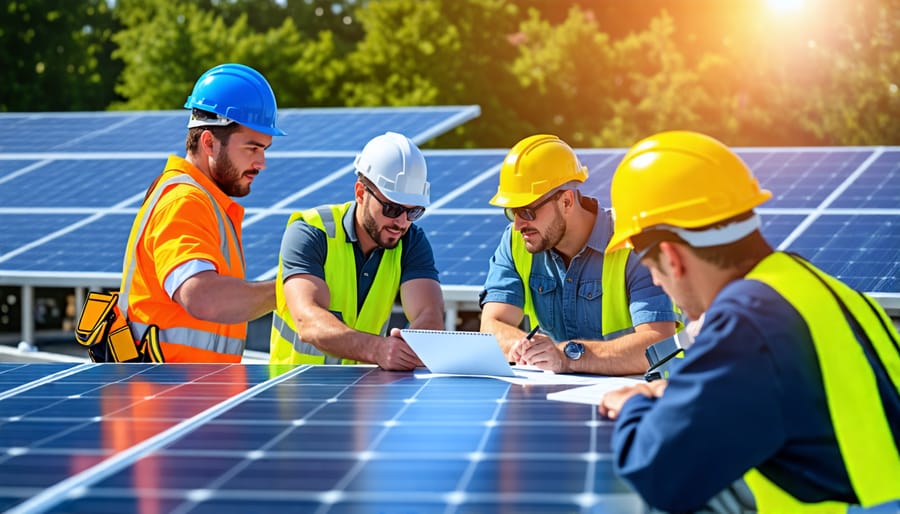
509 226 633 336
270 202 402 365
744 252 900 512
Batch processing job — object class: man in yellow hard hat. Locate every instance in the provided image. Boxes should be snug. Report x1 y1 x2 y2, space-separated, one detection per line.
599 130 900 512
480 134 680 375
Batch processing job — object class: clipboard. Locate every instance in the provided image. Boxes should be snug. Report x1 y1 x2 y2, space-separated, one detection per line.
400 329 516 377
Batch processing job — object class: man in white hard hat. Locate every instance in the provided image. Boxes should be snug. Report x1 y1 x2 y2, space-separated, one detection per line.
269 132 444 370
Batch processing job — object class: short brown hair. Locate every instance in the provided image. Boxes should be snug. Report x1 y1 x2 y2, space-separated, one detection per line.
633 211 770 269
185 109 241 154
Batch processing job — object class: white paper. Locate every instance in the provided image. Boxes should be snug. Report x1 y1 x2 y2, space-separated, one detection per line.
414 367 620 386
545 378 643 405
401 329 516 377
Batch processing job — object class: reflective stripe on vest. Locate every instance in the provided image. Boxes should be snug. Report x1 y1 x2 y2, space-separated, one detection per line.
269 202 402 365
744 252 900 512
119 172 245 359
509 225 633 337
129 321 244 357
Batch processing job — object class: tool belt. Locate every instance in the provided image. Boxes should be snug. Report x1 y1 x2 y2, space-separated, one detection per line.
74 291 165 363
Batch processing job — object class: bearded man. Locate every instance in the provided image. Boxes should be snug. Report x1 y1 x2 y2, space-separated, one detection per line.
269 132 444 370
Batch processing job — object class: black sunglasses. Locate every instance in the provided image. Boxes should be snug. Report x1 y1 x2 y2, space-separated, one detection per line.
364 184 426 221
504 191 563 222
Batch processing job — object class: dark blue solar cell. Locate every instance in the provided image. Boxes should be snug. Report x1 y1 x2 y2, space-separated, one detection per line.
375 424 488 453
345 457 469 491
0 159 159 208
739 149 871 208
95 454 242 489
785 214 900 292
222 456 357 490
830 150 900 209
467 457 587 494
328 501 447 514
401 400 500 423
0 452 105 487
417 213 511 287
52 497 187 514
269 422 382 452
166 422 288 451
484 424 592 454
0 107 479 153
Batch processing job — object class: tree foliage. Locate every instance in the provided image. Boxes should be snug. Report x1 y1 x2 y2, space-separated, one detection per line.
4 0 899 146
0 0 120 112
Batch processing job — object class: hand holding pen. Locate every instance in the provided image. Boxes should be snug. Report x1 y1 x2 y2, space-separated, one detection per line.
508 325 541 364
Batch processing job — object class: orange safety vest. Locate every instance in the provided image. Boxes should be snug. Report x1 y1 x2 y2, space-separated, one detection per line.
119 155 247 362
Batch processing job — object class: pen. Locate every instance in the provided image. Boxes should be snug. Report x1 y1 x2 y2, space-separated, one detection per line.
508 325 542 366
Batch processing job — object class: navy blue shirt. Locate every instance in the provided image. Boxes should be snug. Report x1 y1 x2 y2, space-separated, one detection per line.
280 203 440 313
612 278 900 512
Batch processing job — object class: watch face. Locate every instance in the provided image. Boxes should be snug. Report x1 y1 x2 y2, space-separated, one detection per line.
564 341 584 360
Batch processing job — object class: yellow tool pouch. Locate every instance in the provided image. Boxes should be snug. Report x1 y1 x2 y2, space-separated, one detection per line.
75 291 165 363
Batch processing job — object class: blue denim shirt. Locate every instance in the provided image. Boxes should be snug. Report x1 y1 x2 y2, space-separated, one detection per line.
480 199 678 343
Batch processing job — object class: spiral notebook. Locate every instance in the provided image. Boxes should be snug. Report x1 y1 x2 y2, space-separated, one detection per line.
400 329 516 377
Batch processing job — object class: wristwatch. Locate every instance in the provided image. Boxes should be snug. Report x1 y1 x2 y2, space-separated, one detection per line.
563 341 585 360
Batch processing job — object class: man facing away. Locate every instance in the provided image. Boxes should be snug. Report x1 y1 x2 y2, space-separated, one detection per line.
480 134 680 375
599 130 900 512
269 132 445 370
120 63 285 363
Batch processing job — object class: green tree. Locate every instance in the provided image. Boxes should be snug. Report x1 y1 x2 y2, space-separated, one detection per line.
510 7 715 147
0 0 120 111
110 0 339 110
796 1 900 145
340 0 527 147
283 0 365 53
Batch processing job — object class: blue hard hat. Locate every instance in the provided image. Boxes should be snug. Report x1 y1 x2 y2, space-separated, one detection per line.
184 63 286 136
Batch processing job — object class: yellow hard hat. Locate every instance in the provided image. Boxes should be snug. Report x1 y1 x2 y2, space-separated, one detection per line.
490 134 588 207
606 130 772 253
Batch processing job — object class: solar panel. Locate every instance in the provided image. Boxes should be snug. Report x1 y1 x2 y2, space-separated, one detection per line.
1 110 898 339
0 107 481 154
0 363 643 513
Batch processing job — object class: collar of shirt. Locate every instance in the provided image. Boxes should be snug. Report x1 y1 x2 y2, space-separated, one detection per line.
341 202 385 265
547 196 610 260
342 202 359 243
583 197 614 254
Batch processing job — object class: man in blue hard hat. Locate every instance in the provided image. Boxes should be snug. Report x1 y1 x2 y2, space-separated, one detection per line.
115 63 286 363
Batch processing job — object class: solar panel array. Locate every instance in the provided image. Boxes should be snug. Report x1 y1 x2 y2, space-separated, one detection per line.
0 109 898 310
0 363 643 513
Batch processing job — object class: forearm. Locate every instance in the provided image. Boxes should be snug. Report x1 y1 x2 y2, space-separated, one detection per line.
244 280 277 321
408 306 445 330
295 306 383 363
569 330 662 376
480 316 526 355
178 275 275 324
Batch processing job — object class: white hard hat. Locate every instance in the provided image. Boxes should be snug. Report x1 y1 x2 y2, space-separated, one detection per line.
354 132 430 207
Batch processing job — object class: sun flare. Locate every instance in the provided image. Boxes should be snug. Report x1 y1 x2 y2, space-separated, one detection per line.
767 0 805 14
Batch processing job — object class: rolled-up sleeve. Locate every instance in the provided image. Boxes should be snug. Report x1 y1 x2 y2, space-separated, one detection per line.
480 225 526 308
624 253 680 326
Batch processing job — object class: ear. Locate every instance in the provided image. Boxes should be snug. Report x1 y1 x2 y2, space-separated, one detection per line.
561 190 575 211
657 241 686 279
199 129 217 157
354 180 366 205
